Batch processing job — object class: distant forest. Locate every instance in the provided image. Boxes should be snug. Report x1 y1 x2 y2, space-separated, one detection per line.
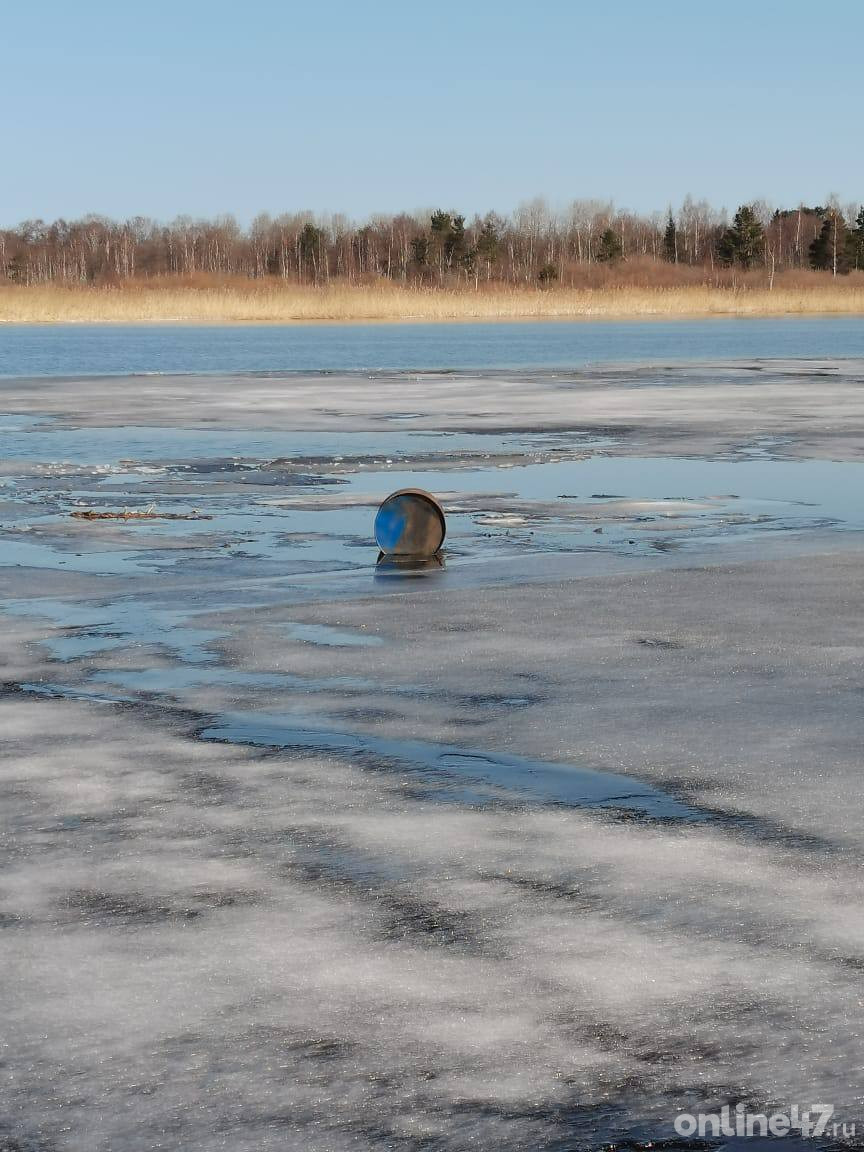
3 198 864 287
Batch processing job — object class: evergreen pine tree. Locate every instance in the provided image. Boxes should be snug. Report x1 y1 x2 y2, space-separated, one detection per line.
445 214 466 267
717 205 764 268
809 212 849 275
476 217 501 271
596 227 623 263
429 211 452 272
297 223 323 280
809 218 831 271
847 207 864 271
428 211 469 270
663 211 678 263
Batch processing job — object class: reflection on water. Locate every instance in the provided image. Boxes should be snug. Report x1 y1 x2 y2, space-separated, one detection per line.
2 428 861 583
201 710 701 820
375 552 446 578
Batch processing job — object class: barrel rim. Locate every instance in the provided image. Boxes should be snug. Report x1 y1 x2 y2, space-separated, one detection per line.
374 488 446 554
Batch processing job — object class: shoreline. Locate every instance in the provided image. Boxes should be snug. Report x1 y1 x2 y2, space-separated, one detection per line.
3 282 864 326
3 311 864 328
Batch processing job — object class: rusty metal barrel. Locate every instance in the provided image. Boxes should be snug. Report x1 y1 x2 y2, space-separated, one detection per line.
374 488 446 558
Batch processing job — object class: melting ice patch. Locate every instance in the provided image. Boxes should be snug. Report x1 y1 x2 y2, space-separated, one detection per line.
284 622 383 647
202 710 700 819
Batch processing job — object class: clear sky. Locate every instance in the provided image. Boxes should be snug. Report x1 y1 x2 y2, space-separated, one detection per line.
3 0 862 226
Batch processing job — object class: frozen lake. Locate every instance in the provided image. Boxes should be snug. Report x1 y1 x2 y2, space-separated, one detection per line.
1 328 864 1150
3 314 864 376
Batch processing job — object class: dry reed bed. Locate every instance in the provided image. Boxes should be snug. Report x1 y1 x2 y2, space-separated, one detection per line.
3 282 864 323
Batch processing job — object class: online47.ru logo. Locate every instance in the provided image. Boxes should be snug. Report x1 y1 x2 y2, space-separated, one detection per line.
674 1104 855 1139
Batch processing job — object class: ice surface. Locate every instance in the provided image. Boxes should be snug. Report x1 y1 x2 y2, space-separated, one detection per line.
2 363 864 1150
1 359 864 459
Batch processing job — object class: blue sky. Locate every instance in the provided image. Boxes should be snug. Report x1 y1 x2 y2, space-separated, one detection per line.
3 0 861 225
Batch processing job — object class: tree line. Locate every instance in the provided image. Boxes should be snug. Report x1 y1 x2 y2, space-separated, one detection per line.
3 197 863 287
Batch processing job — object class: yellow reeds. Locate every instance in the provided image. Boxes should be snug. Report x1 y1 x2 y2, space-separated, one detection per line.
3 278 864 324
